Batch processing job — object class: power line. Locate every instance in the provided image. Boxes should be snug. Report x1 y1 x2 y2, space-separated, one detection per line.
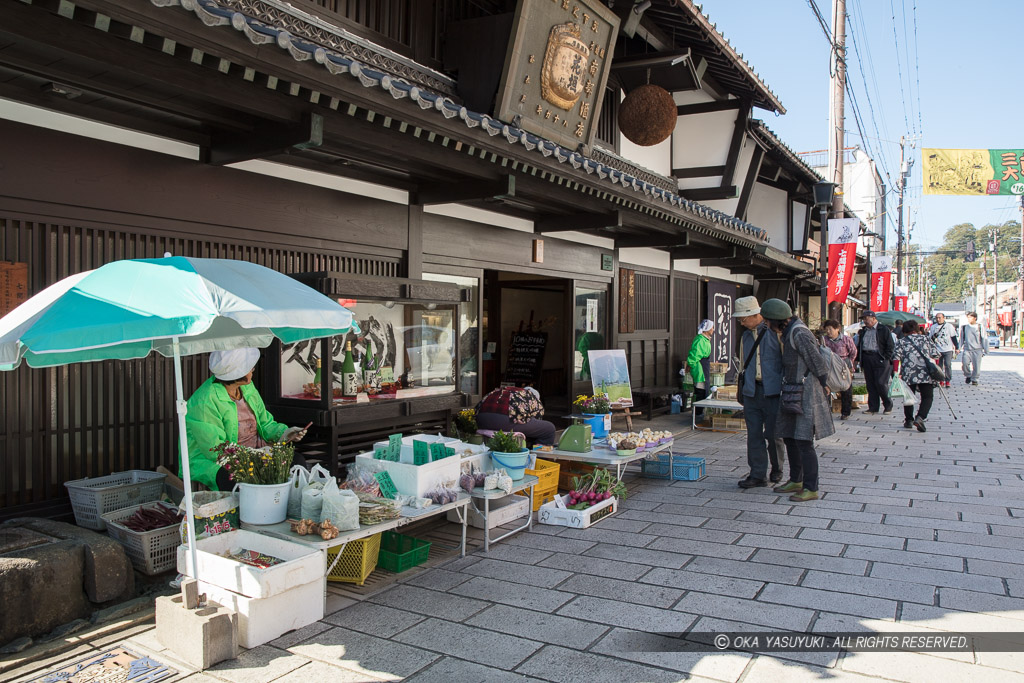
889 0 912 134
911 1 924 136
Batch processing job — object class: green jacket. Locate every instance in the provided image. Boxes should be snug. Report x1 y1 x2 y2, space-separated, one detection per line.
180 377 289 491
687 334 712 384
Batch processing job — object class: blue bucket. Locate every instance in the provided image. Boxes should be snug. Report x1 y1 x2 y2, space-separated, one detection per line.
490 449 530 480
583 413 610 438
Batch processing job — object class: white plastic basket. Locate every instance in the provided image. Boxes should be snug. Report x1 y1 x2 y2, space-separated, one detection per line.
102 501 182 575
447 494 529 530
64 470 166 530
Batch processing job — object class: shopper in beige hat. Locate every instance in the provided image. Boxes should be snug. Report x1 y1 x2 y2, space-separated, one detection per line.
733 296 784 487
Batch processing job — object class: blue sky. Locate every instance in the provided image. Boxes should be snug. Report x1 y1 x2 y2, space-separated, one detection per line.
701 0 1024 248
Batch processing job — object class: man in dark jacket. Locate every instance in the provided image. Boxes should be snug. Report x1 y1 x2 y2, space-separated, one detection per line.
855 310 895 414
733 296 784 488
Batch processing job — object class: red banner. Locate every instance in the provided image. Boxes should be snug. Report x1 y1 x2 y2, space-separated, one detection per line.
870 255 892 312
826 218 858 304
999 311 1013 326
895 296 908 312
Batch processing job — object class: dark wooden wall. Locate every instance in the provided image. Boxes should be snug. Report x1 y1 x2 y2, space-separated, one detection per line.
0 120 403 516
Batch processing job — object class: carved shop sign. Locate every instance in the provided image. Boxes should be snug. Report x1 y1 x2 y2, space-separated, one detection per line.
496 0 620 154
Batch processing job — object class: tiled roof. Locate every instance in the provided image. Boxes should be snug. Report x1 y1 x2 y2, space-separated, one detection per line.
150 0 772 244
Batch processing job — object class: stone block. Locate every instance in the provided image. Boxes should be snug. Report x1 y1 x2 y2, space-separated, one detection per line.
155 594 238 671
0 543 89 644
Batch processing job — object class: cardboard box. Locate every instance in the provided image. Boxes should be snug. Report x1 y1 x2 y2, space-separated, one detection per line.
537 494 617 529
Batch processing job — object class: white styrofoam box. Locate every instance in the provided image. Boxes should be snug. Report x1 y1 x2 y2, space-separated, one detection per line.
176 529 324 599
459 450 492 475
537 494 617 529
355 448 461 499
200 578 323 649
446 493 529 530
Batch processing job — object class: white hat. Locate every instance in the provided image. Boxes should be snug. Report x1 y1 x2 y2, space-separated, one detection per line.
732 296 761 318
209 348 260 381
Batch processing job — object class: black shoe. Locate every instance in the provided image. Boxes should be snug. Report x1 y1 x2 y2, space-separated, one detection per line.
972 381 979 386
965 377 971 384
914 417 927 432
865 410 879 415
903 419 913 429
769 470 783 483
840 414 850 420
883 405 894 414
738 477 768 489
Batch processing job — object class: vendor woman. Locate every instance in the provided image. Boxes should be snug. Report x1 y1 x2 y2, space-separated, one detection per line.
182 348 308 491
686 319 714 418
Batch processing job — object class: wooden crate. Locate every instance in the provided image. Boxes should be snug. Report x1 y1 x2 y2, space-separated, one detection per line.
711 416 745 432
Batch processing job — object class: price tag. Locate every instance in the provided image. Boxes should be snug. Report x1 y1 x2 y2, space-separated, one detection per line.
445 446 456 459
429 443 447 461
380 366 395 383
387 433 402 461
374 471 398 499
413 439 430 465
373 445 387 460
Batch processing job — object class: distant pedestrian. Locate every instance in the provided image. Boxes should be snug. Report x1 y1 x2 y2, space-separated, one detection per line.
760 299 834 503
960 312 986 385
896 321 940 432
733 297 784 488
855 311 895 414
927 312 958 388
686 319 714 420
822 320 857 420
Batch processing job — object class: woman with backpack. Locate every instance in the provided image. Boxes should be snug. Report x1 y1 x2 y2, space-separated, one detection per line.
822 320 857 421
895 320 940 432
760 299 835 503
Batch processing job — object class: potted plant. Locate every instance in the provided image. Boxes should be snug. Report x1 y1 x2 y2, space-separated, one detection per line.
453 408 483 444
486 430 529 481
573 393 612 438
214 441 294 525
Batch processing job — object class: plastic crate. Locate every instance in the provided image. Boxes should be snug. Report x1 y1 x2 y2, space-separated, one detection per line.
525 458 559 490
101 501 181 575
64 470 166 530
450 494 530 530
377 531 431 573
516 482 559 511
556 462 598 491
641 454 707 481
326 533 382 585
712 416 745 432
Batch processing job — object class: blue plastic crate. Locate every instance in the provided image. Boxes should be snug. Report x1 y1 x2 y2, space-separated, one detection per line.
641 453 706 481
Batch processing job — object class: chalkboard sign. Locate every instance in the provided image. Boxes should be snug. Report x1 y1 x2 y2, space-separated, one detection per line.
503 331 548 386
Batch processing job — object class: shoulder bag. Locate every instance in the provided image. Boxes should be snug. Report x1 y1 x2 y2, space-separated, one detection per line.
911 338 948 382
735 328 767 406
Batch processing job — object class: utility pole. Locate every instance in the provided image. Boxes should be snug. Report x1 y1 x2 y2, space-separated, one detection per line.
823 0 847 325
992 227 998 334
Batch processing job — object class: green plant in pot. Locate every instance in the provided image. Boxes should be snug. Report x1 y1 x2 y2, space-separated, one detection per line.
487 430 526 454
486 430 529 481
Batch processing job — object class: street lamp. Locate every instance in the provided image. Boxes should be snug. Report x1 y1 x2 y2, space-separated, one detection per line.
860 230 881 309
813 181 836 325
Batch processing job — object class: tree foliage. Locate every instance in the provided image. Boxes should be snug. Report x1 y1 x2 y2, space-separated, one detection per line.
920 220 1021 304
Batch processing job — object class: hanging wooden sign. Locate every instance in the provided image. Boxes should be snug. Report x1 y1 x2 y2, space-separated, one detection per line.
618 268 635 334
0 262 28 316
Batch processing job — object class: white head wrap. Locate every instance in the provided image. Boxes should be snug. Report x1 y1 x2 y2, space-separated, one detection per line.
209 348 260 382
697 319 714 334
524 386 541 400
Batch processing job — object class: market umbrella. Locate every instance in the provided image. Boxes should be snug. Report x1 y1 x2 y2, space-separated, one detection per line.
873 310 926 327
0 255 358 580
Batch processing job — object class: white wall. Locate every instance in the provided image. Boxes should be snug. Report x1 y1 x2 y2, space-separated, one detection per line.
618 135 673 177
746 182 789 246
620 247 670 271
672 260 753 285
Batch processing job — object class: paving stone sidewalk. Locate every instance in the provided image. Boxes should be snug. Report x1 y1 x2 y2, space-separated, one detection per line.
16 351 1024 683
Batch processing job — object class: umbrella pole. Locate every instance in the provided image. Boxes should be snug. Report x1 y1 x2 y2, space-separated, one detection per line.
172 336 201 587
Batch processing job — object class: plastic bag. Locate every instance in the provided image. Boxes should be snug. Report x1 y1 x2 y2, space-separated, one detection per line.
286 465 309 520
320 477 359 531
179 490 239 545
888 375 905 399
300 464 331 521
341 467 381 497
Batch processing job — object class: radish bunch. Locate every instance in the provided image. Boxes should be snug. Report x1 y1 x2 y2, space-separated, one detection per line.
567 489 613 507
567 468 627 510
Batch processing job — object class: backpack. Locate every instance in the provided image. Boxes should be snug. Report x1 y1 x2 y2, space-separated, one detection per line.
819 345 852 391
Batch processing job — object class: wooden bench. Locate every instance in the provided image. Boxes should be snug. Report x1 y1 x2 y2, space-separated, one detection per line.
629 384 679 422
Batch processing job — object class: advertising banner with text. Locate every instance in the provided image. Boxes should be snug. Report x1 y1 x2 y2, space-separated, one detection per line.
923 148 1024 196
870 256 892 312
827 218 859 304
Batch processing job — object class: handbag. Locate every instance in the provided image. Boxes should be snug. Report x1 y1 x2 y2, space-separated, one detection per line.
910 340 947 382
736 327 767 406
781 382 804 414
888 374 905 399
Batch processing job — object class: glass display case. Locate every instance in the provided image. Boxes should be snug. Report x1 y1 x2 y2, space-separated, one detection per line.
279 301 458 404
261 272 472 474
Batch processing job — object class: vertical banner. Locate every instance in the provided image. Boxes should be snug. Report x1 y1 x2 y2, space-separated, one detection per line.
706 281 735 380
894 285 908 312
827 218 859 304
870 256 892 312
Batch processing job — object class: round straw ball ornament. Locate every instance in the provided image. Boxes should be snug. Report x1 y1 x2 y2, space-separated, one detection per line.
618 84 676 146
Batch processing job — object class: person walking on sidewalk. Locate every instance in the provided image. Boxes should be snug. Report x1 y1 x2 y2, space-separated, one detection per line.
896 321 940 432
733 297 784 488
927 312 958 388
856 310 895 414
823 319 857 420
761 299 835 503
960 312 986 386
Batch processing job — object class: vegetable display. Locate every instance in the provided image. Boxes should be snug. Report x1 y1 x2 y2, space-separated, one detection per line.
487 430 525 453
567 468 627 510
119 504 184 531
289 517 340 539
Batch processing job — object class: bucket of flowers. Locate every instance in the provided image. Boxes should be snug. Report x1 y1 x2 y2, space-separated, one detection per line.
213 441 294 524
573 393 612 437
